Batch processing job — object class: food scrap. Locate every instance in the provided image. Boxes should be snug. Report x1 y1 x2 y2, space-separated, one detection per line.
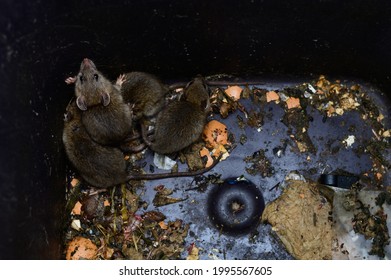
333 189 391 259
199 147 214 168
244 149 274 178
262 179 333 260
224 85 242 101
210 86 245 118
71 201 82 215
266 90 280 103
286 97 301 109
282 107 316 154
70 178 80 188
64 183 191 260
66 236 98 260
202 120 231 159
342 135 356 148
153 185 187 207
203 120 229 147
186 243 200 260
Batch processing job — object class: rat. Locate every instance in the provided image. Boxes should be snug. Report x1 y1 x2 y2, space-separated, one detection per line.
62 99 131 188
181 75 211 111
144 76 211 155
63 99 221 189
65 58 134 145
117 71 169 121
112 71 170 152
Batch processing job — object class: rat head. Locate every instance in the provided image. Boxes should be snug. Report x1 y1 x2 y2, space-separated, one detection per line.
63 98 81 123
183 75 211 111
74 58 111 111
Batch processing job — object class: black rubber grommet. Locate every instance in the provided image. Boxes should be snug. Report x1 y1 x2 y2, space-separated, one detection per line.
207 177 265 234
319 174 359 189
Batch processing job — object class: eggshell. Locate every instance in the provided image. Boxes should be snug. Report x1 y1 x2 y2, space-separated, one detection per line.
70 178 79 188
159 221 168 230
224 86 242 101
66 237 98 260
382 129 390 138
212 144 229 158
336 108 344 115
71 201 82 215
266 91 280 102
186 244 200 260
199 147 214 168
327 106 335 117
286 97 301 109
202 120 228 148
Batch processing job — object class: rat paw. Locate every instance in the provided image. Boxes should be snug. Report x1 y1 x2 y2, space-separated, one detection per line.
116 74 127 87
65 76 76 84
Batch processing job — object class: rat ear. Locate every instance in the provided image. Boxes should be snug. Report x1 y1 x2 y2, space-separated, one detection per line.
185 79 194 89
201 100 207 110
76 96 88 111
201 98 211 111
101 92 110 106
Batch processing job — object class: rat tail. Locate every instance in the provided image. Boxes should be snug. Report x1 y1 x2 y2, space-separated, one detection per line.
127 154 222 181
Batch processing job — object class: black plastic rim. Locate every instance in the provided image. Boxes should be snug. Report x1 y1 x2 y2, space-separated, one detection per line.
207 177 265 234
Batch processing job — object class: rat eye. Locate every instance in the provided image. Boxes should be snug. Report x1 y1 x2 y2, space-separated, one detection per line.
94 74 99 81
79 75 84 83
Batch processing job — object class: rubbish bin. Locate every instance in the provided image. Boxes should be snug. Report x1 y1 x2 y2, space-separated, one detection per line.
0 0 390 259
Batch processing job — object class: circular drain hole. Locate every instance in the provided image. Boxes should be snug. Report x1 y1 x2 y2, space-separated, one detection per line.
207 177 265 234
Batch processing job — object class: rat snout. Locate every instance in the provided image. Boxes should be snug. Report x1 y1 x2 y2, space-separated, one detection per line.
80 58 97 70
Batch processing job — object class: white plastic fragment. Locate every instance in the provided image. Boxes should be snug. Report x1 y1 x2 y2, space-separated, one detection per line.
71 219 81 231
304 91 313 99
343 135 355 148
153 153 177 170
307 84 317 94
284 171 306 182
236 175 248 181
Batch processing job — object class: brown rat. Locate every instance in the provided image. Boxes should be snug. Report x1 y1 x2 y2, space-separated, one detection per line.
118 71 169 121
144 76 211 155
63 99 220 189
62 99 130 189
66 58 134 145
181 76 211 111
